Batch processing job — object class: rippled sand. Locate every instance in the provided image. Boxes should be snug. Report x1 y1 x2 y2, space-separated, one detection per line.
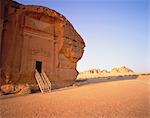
0 78 150 118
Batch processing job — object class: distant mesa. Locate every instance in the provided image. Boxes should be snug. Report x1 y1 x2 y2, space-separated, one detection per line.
77 66 134 79
111 66 134 74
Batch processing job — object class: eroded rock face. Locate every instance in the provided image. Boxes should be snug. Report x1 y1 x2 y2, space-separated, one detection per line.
111 66 134 74
0 0 85 89
1 84 15 94
0 84 31 95
77 66 134 79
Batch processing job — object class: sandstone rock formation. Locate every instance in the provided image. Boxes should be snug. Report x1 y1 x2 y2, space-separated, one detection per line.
1 84 15 94
15 84 31 95
111 66 133 74
77 66 134 79
1 84 31 95
0 0 85 89
137 74 150 80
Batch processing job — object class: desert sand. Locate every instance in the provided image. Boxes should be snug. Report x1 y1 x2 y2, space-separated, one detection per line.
0 76 150 118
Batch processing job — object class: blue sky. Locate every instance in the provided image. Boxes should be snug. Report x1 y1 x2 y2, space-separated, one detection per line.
16 0 149 73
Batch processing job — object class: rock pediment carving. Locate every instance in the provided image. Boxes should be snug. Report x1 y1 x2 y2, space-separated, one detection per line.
25 16 53 34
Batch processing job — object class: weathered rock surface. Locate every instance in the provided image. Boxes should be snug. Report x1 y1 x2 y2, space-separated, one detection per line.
30 84 40 92
1 84 15 94
111 66 133 74
16 84 31 95
0 84 31 95
137 74 150 80
0 0 85 89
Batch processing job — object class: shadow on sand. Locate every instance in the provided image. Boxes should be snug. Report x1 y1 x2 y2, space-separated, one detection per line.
75 75 139 87
0 75 139 99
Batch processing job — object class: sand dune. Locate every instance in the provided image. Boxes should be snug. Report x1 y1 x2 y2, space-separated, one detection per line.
0 77 150 118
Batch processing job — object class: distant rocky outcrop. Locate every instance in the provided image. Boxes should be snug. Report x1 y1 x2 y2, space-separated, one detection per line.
111 66 133 74
77 66 134 79
136 74 150 80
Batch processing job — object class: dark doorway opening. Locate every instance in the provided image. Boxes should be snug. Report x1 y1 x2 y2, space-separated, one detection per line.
36 61 42 73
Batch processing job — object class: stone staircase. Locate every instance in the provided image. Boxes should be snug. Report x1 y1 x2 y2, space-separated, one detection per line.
35 70 51 93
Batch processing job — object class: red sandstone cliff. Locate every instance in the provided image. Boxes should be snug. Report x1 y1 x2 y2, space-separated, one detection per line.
0 0 85 89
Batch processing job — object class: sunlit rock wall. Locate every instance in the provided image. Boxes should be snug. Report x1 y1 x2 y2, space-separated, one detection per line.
0 0 85 89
